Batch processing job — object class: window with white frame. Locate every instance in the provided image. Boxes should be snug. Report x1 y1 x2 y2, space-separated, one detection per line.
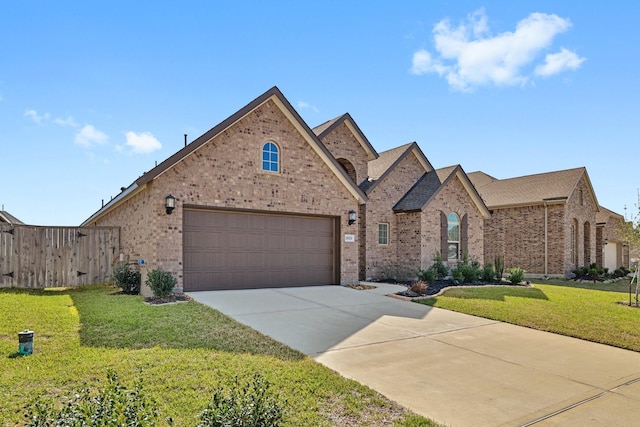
447 212 460 261
378 223 389 245
262 141 279 172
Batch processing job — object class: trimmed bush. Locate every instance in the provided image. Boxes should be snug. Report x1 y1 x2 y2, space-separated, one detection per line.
481 264 496 282
416 267 436 284
146 268 177 298
450 267 464 284
431 252 449 279
112 262 141 294
507 267 526 285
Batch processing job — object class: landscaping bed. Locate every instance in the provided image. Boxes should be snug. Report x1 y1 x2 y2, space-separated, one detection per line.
389 279 528 298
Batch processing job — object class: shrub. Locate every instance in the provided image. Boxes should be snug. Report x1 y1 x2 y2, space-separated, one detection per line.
24 370 158 426
112 262 141 294
494 255 504 280
481 264 496 282
450 267 464 284
197 373 285 427
507 267 525 285
614 267 629 278
146 268 177 298
431 252 449 279
410 280 429 295
416 267 436 284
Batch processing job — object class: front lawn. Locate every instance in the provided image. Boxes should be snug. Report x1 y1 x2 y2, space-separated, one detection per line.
0 285 434 426
416 279 640 352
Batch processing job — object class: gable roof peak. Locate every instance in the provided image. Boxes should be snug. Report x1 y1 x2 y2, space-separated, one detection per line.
313 113 378 161
82 86 369 225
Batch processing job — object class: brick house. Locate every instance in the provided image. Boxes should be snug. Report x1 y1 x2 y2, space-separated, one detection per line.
83 87 366 293
596 206 630 271
469 167 628 276
82 86 493 293
357 143 490 280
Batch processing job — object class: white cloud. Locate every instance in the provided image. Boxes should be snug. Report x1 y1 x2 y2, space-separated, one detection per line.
535 48 586 77
24 109 50 124
297 101 319 113
53 116 80 127
75 124 108 147
125 131 162 154
411 9 584 91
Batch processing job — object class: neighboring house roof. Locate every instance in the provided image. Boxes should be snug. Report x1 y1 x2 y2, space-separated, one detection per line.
313 113 379 161
468 167 598 209
82 86 368 226
597 205 624 224
466 171 497 188
394 165 491 218
0 210 24 225
360 142 434 194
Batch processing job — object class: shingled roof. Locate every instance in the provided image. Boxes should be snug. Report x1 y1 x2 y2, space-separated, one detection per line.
360 142 434 194
82 86 368 226
596 205 624 224
394 165 490 218
468 167 595 208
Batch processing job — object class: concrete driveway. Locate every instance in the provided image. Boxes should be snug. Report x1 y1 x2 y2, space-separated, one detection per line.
188 284 640 427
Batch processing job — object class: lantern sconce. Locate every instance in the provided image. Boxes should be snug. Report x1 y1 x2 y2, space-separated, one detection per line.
604 238 608 245
348 210 357 225
165 194 176 215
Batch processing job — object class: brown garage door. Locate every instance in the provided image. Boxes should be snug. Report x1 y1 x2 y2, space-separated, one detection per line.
183 209 338 291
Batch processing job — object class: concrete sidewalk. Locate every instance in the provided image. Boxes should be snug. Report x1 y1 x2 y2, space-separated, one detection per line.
189 285 640 427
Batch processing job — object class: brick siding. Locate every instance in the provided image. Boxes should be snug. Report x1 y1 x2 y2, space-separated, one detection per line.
91 100 360 293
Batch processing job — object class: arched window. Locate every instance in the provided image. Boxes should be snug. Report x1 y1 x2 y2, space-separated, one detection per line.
262 142 279 172
447 213 460 261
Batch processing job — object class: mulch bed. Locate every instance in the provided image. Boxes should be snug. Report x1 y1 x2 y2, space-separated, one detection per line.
385 279 527 298
144 293 193 305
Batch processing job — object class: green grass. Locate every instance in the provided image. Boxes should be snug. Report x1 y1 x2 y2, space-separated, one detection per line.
1 285 435 426
417 279 640 352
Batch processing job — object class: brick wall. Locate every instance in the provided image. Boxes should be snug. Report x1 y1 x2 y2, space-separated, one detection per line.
483 203 565 275
93 99 360 293
364 152 425 279
483 175 598 276
396 211 421 273
319 121 369 186
421 175 484 269
563 176 597 274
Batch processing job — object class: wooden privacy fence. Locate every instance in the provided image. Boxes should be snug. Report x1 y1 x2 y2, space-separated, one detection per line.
0 224 119 288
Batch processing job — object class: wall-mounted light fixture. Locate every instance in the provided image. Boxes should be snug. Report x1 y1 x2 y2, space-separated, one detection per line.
348 210 357 225
165 194 176 215
604 238 608 245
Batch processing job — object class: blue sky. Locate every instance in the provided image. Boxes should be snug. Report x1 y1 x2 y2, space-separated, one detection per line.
1 1 638 225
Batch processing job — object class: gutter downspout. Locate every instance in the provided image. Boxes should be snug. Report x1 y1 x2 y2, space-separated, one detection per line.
544 202 548 276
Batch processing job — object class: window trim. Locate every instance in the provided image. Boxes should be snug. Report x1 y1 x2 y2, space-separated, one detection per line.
261 141 280 173
447 212 460 261
378 223 389 245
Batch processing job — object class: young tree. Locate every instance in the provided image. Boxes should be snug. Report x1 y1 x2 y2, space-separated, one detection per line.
620 190 640 305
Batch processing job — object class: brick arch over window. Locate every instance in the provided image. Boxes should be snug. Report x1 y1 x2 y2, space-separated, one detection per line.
336 158 357 184
584 221 591 265
440 211 468 262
